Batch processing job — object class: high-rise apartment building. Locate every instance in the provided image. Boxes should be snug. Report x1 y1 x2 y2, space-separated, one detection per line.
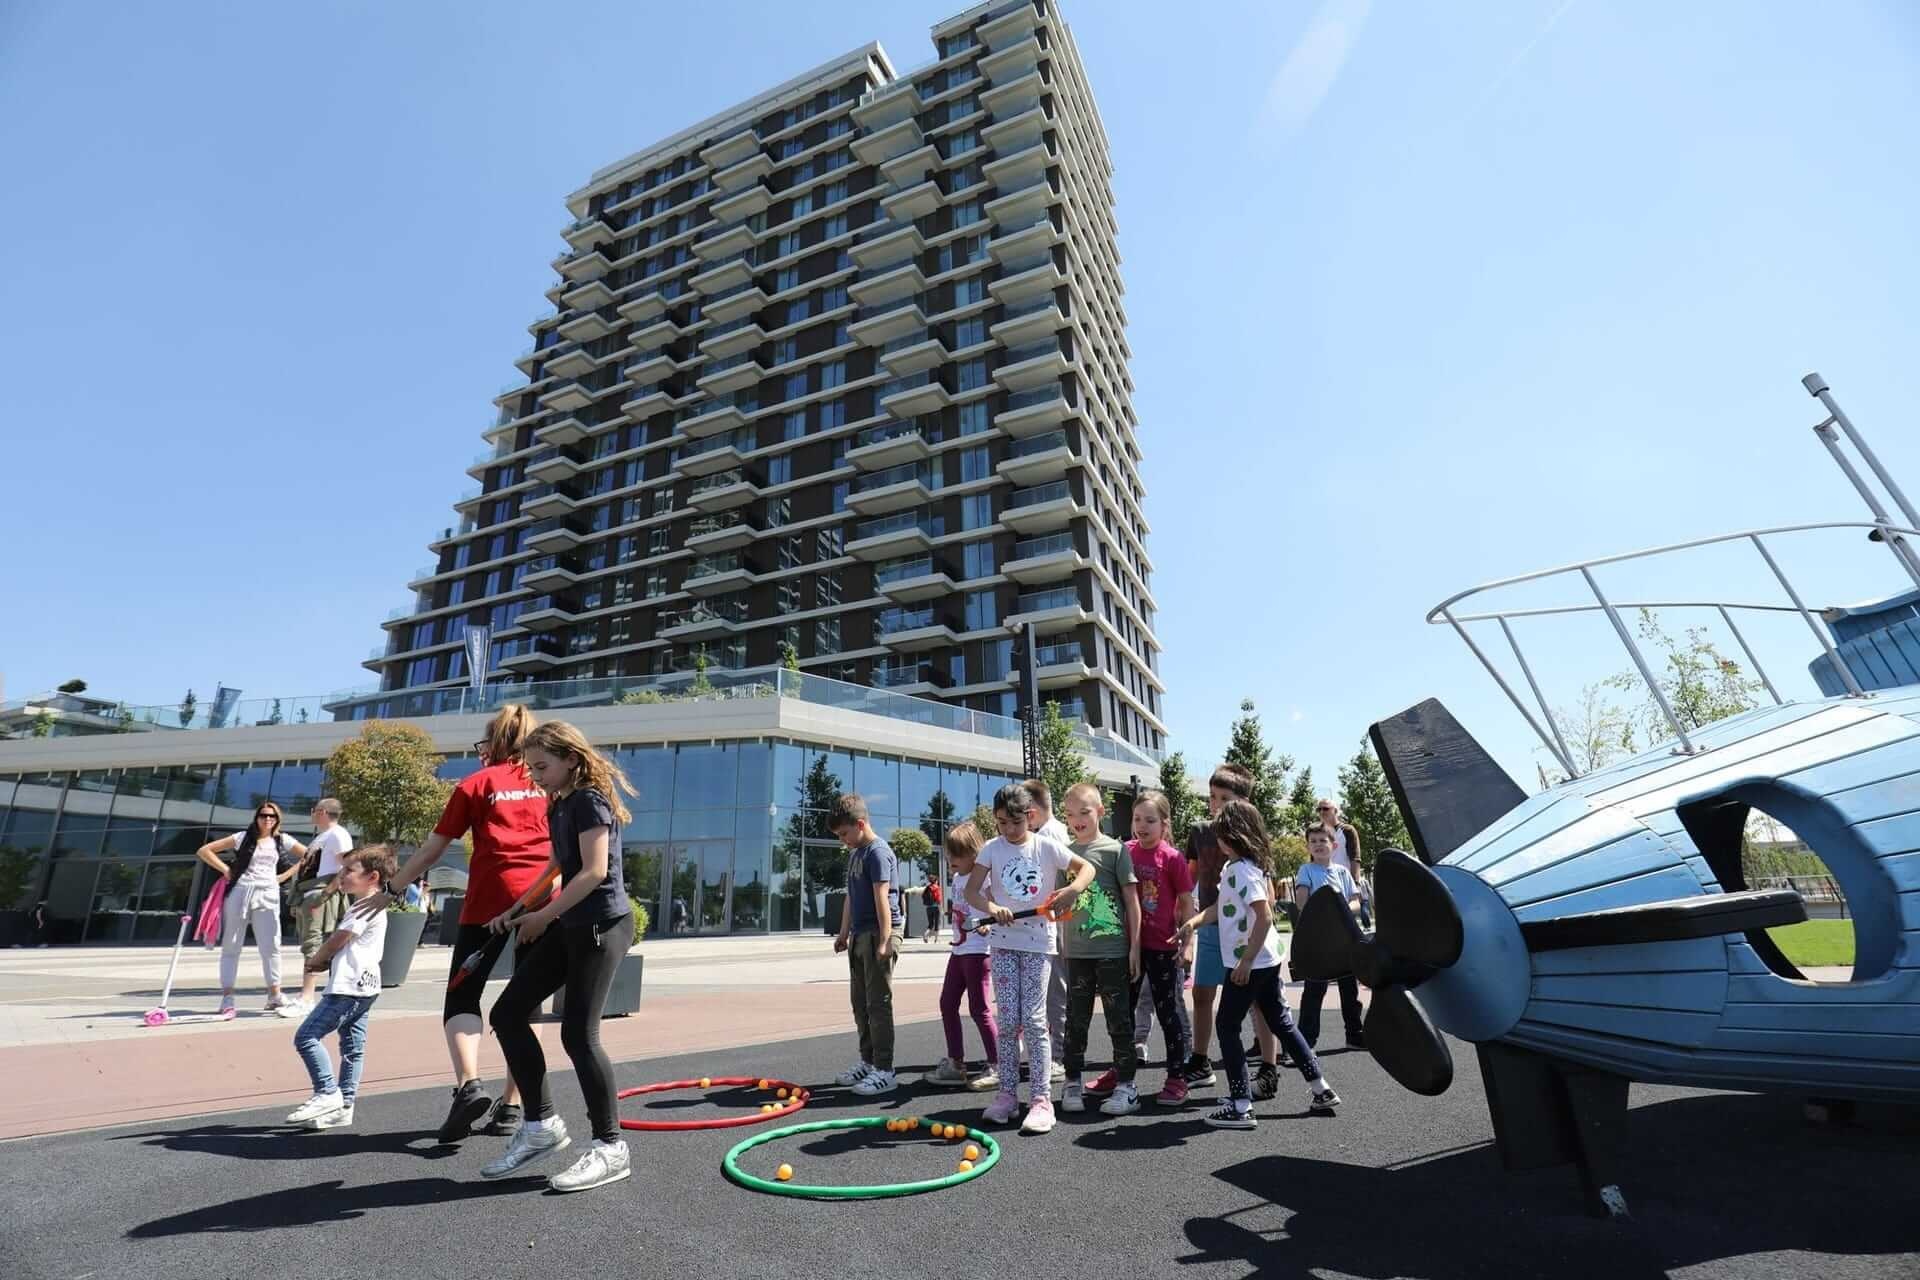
370 0 1165 759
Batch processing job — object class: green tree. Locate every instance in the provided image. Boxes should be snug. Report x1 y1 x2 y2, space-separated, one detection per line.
1036 700 1090 809
1156 751 1206 846
178 689 198 728
111 702 137 733
1544 681 1639 783
1270 831 1308 884
919 787 957 845
1281 766 1318 840
689 648 714 697
778 640 800 673
324 721 452 846
266 698 285 726
57 679 86 694
1224 698 1292 832
1609 609 1765 739
969 805 996 841
887 827 936 887
29 711 53 738
1337 740 1410 875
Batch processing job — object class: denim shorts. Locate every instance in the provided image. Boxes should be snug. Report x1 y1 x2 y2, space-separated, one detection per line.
1192 923 1225 987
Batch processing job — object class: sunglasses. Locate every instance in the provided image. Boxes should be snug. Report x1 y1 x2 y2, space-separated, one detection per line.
255 811 280 821
472 740 489 754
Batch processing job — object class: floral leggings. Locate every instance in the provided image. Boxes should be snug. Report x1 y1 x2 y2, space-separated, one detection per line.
991 949 1053 1096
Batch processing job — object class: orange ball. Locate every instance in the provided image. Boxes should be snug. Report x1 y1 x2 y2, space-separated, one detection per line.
776 1163 793 1182
758 1078 770 1090
777 1088 789 1099
761 1103 773 1113
963 1143 980 1160
907 1117 919 1130
885 1118 899 1132
699 1077 711 1088
957 1159 974 1173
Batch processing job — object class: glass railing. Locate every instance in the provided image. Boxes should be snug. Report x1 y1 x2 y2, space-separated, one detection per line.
702 351 758 375
880 331 937 357
1033 641 1083 667
686 553 746 578
1000 339 1061 366
851 511 928 542
878 371 934 400
855 297 922 324
1009 430 1069 459
856 462 929 492
998 251 1052 277
1007 480 1070 510
690 469 752 496
872 662 944 688
877 605 938 635
701 316 758 343
660 597 751 629
854 420 921 449
688 512 755 539
1004 385 1065 413
997 295 1061 323
1015 586 1079 613
1010 532 1073 560
874 556 935 586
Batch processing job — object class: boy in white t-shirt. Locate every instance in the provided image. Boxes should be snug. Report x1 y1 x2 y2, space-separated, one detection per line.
1294 826 1366 1050
286 846 399 1131
288 798 356 1018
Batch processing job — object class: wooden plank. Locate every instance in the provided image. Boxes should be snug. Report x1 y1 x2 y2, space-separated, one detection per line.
1531 971 1725 1012
1521 1001 1719 1046
1706 1025 1920 1061
1778 752 1920 811
1819 769 1920 824
1497 834 1690 907
1885 851 1920 891
1529 936 1725 975
1449 792 1597 874
1510 866 1706 922
1588 705 1867 810
1622 716 1920 817
1867 629 1920 687
1464 815 1645 883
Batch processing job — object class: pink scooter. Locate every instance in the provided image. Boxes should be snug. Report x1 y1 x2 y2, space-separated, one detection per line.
144 913 220 1026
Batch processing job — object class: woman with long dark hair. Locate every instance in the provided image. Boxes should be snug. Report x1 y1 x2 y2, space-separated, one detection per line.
195 803 305 1018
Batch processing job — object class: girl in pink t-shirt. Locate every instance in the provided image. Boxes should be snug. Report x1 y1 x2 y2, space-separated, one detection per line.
1124 791 1195 1088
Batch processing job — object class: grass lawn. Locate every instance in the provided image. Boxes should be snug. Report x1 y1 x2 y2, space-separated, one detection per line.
1768 919 1856 969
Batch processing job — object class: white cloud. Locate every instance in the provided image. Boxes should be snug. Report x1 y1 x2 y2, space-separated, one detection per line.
1262 0 1373 136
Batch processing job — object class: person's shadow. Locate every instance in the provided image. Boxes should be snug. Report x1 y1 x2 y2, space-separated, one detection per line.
113 1122 459 1163
127 1177 534 1237
1174 1093 1920 1278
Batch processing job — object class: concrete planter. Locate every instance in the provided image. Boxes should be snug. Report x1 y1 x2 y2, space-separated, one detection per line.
380 910 430 987
550 952 643 1019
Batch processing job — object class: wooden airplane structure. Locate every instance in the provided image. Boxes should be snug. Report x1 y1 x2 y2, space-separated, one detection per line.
1294 374 1920 1218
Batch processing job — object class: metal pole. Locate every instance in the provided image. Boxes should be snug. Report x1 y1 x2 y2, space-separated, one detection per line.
1579 567 1695 754
1715 606 1783 706
1748 533 1866 698
1441 608 1578 776
1805 373 1920 529
1811 423 1920 587
1497 617 1579 777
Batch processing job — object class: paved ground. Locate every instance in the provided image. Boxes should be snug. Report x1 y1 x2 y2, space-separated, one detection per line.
5 1017 1916 1280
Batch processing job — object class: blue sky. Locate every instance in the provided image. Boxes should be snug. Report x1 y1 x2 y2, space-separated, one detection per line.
2 1 1918 792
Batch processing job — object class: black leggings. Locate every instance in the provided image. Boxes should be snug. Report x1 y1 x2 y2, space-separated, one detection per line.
445 923 507 1022
1216 965 1320 1101
489 917 626 1143
1128 948 1189 1072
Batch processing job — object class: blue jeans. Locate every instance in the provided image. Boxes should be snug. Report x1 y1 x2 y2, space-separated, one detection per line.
294 994 376 1103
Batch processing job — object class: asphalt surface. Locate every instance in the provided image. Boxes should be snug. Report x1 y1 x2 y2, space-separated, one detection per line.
4 1020 1916 1280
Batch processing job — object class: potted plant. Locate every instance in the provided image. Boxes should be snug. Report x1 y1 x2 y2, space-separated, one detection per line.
552 899 647 1019
323 720 453 987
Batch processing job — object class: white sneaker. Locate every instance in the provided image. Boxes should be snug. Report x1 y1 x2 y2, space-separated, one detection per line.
307 1105 354 1130
852 1068 898 1096
1100 1083 1141 1116
275 998 307 1020
1047 1062 1066 1083
286 1091 344 1124
549 1141 631 1193
834 1060 875 1086
966 1069 1000 1092
1060 1080 1086 1113
1020 1098 1057 1135
480 1117 571 1179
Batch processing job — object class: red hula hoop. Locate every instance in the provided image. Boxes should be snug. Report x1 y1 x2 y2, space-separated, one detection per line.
617 1076 810 1131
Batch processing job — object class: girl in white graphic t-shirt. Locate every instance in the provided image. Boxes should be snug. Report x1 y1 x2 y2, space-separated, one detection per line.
1177 800 1341 1130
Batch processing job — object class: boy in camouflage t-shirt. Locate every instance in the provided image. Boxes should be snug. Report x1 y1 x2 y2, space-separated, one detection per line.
1056 783 1144 1115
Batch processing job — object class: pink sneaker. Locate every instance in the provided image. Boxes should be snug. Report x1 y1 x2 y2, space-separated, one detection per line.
1155 1075 1189 1106
1020 1098 1056 1135
982 1090 1019 1125
1084 1069 1118 1095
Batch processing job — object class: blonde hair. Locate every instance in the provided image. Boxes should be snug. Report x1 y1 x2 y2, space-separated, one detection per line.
943 822 982 863
1133 788 1172 825
1063 781 1103 809
483 703 538 766
524 720 635 825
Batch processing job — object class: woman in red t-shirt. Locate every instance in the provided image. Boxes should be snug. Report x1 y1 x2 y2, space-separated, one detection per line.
365 703 555 1143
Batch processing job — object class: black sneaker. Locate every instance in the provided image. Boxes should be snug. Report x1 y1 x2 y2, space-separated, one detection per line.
438 1080 493 1143
1309 1086 1342 1116
1204 1102 1257 1130
1346 1030 1367 1050
481 1102 523 1136
1179 1055 1216 1087
1253 1063 1279 1101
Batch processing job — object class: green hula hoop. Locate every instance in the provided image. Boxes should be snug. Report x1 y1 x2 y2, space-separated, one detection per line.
722 1116 1000 1200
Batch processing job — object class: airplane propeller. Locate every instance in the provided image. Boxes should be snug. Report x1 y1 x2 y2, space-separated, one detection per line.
1290 847 1464 1096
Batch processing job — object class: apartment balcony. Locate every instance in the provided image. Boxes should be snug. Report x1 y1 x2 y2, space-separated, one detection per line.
852 116 924 166
879 144 940 190
621 384 676 419
984 173 1057 227
874 556 957 603
543 344 600 380
517 597 578 632
848 299 926 346
1001 531 1084 584
520 487 579 521
996 430 1075 485
680 396 754 440
995 384 1072 437
1001 480 1083 534
629 316 685 352
696 352 764 397
693 219 759 262
675 431 746 476
979 0 1041 49
847 463 933 516
555 246 612 282
685 512 759 553
497 635 564 673
526 520 585 554
847 512 934 560
690 253 756 296
988 253 1066 306
849 260 926 309
871 660 953 694
846 421 931 471
979 34 1043 85
711 182 773 223
982 103 1048 153
880 179 943 223
1005 586 1090 636
879 331 949 374
521 558 582 593
984 138 1053 190
700 125 761 172
1032 649 1094 690
713 151 774 193
617 289 672 324
994 338 1071 391
562 215 614 251
699 318 765 359
557 307 620 343
850 223 926 272
624 351 679 386
660 601 747 641
991 297 1064 346
682 553 757 596
539 381 598 414
686 468 759 513
981 69 1045 117
703 281 768 324
986 212 1060 267
526 448 585 485
560 278 616 312
852 79 922 131
876 606 956 652
536 416 592 448
878 370 952 418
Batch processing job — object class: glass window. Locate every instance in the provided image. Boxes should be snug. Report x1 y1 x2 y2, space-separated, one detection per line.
960 445 990 482
854 754 900 825
771 744 814 813
271 762 326 816
153 823 210 859
963 539 996 579
617 748 675 811
672 744 738 810
961 493 993 530
51 818 107 860
735 742 771 810
132 861 199 941
103 819 156 860
88 857 143 942
670 807 736 840
161 766 219 821
964 589 998 631
958 401 989 435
